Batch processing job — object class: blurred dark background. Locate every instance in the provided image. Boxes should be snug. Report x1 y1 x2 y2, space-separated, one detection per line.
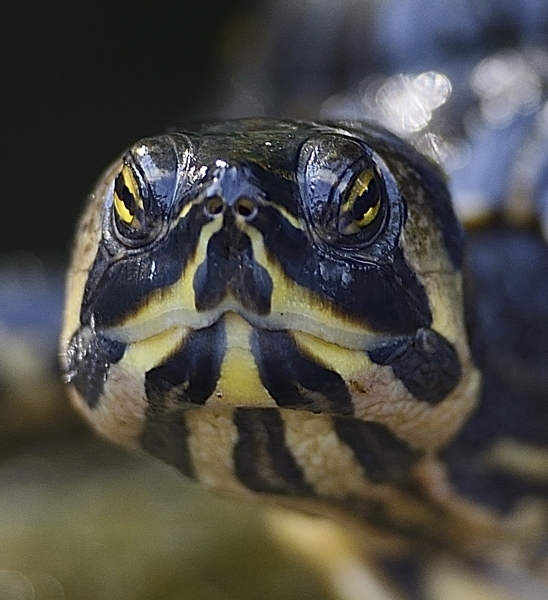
0 0 256 255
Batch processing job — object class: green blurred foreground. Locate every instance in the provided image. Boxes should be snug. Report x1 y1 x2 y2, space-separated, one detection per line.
0 434 331 600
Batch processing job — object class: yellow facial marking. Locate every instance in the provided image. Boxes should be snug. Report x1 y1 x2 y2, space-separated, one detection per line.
419 272 473 370
178 199 198 221
208 313 276 407
262 199 304 231
291 330 373 380
121 326 186 373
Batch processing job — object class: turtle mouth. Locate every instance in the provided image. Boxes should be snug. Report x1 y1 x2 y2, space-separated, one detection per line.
102 302 386 352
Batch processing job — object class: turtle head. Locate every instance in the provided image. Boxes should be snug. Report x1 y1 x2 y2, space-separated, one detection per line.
61 118 479 464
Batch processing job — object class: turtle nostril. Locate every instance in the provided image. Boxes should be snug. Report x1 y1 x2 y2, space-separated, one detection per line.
234 197 257 219
204 197 224 217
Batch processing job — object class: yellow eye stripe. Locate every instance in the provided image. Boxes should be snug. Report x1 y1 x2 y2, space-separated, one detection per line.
341 169 381 228
113 192 134 225
120 164 143 207
113 165 145 227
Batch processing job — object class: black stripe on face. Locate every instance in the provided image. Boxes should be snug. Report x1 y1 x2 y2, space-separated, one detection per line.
65 329 126 409
140 411 195 478
145 319 226 408
250 329 354 415
193 225 273 314
333 416 420 483
233 408 313 495
368 328 461 405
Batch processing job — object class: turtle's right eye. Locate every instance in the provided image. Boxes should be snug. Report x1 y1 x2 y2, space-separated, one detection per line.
109 135 187 248
111 155 163 247
113 165 146 231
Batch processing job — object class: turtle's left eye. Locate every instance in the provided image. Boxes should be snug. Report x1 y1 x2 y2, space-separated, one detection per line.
338 168 383 235
300 135 392 249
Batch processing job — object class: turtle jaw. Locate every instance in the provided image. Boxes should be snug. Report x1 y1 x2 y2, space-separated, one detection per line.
101 300 391 353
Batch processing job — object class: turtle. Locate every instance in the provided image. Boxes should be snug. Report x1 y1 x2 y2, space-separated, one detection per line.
59 116 548 600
